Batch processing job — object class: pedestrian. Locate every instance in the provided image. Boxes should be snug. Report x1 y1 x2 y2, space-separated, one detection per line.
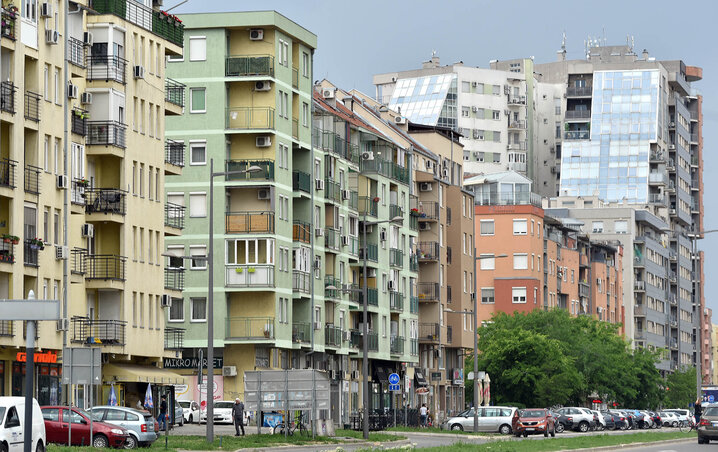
136 399 143 411
419 403 428 428
695 398 703 425
158 395 168 431
232 397 245 436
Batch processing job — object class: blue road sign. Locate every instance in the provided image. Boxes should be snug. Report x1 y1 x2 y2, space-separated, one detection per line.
389 373 400 385
709 395 715 403
389 384 401 392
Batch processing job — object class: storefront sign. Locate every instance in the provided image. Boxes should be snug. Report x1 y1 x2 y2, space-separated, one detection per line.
415 387 430 395
431 371 442 381
163 357 223 369
17 351 58 363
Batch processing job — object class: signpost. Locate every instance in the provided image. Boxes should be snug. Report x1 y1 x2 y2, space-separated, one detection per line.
388 373 400 427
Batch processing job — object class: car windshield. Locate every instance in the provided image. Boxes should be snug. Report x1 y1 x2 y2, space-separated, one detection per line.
704 407 718 416
215 402 233 409
0 407 5 422
179 401 191 409
521 410 546 418
76 408 103 422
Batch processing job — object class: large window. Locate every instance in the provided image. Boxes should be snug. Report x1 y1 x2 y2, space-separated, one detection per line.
226 239 275 265
481 288 495 304
188 36 206 61
512 287 527 304
190 88 206 113
169 298 184 322
189 192 206 217
479 254 495 270
513 253 528 270
480 220 494 235
513 219 527 235
614 220 628 234
190 297 206 322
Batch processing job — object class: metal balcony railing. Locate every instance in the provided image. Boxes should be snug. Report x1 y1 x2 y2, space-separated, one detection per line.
164 267 185 291
358 243 378 262
0 81 16 114
225 317 274 340
0 239 15 264
292 170 311 193
292 322 310 343
325 325 342 347
415 201 439 220
389 204 403 219
359 288 379 306
565 110 591 119
24 91 41 122
86 55 127 84
164 327 184 350
390 336 404 355
24 165 41 195
325 178 342 202
292 221 311 244
419 323 440 342
325 227 341 251
164 202 185 229
348 190 359 211
84 254 127 280
390 248 403 267
226 107 275 130
324 275 341 299
225 159 274 181
418 282 440 302
225 264 274 288
71 109 88 136
71 316 127 345
165 139 185 167
389 291 404 311
225 211 274 234
367 332 378 351
292 270 310 294
410 296 419 314
84 188 127 215
358 197 378 217
225 55 274 77
165 78 186 107
68 37 86 68
410 338 418 356
0 320 13 337
1 8 17 40
87 121 127 148
417 242 439 261
566 86 592 97
292 67 299 89
91 0 185 47
71 248 87 274
0 158 17 188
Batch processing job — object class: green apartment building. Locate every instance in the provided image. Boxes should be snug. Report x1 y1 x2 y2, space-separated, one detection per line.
164 11 418 425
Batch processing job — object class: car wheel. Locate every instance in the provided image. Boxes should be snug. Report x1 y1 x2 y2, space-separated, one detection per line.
579 421 589 433
499 424 512 435
35 441 44 452
124 436 138 450
451 424 463 431
555 423 564 433
93 434 109 448
698 436 705 444
180 416 184 426
523 432 528 438
672 421 678 427
1 442 8 452
188 414 193 424
551 426 556 438
544 429 549 437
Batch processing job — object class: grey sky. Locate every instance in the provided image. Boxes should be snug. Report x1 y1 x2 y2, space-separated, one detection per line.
172 0 718 314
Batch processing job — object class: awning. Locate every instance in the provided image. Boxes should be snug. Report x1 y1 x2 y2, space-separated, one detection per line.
103 363 186 385
415 370 428 387
373 366 388 384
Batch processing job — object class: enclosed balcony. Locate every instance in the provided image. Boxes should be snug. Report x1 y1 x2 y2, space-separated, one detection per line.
390 335 404 355
0 82 16 114
325 325 342 347
164 267 185 291
225 264 274 288
164 327 185 350
24 165 40 195
86 55 127 84
71 316 127 345
417 242 439 262
226 107 275 130
84 188 127 216
225 317 274 340
24 91 40 122
225 211 274 234
225 159 274 181
225 55 274 77
417 282 439 302
292 322 310 344
84 254 127 280
87 121 127 149
419 323 440 343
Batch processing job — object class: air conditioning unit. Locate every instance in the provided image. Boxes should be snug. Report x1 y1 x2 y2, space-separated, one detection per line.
249 28 264 41
669 144 676 150
67 83 78 99
80 92 93 105
83 31 93 46
45 30 59 45
669 122 675 128
361 151 374 161
161 294 172 307
56 319 68 332
313 321 321 330
387 280 395 291
419 222 431 231
133 65 145 79
55 245 69 260
341 189 351 200
364 224 373 234
315 228 324 237
56 175 68 189
351 370 360 379
81 224 94 238
343 331 352 341
322 88 335 99
442 168 449 178
471 81 477 87
222 365 237 377
255 81 271 91
315 179 324 190
256 136 271 147
40 2 52 17
420 182 432 192
394 116 406 125
367 268 377 278
257 188 270 200
379 229 387 241
341 235 349 246
472 106 478 112
330 370 338 380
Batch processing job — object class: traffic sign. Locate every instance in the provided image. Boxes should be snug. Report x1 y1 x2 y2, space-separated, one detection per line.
388 373 400 385
389 384 401 392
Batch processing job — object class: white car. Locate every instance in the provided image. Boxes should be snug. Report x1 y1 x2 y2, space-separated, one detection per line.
590 410 605 429
178 400 200 424
0 397 46 452
665 409 691 423
199 401 234 424
659 411 679 427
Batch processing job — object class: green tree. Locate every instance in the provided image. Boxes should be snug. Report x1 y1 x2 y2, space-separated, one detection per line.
664 366 697 408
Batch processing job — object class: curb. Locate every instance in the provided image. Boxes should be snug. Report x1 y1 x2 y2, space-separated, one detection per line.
231 438 412 451
384 431 490 440
553 437 695 451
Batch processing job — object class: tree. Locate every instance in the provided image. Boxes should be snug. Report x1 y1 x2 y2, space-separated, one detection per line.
664 367 697 408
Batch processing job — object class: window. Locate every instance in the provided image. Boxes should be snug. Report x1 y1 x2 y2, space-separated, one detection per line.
54 138 60 174
189 192 206 217
302 102 309 127
461 106 470 118
480 220 494 235
278 39 289 66
169 298 183 321
189 141 206 165
189 246 207 270
481 288 495 304
615 220 628 234
512 287 527 304
190 297 207 321
479 254 495 270
53 210 59 245
190 87 206 113
43 65 49 101
302 52 309 77
513 253 528 270
188 36 206 61
513 219 527 235
492 110 500 120
592 221 604 233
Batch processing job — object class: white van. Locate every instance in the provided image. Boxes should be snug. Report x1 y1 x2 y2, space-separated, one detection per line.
0 397 46 452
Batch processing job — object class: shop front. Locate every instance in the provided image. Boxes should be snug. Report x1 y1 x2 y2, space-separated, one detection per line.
5 350 63 405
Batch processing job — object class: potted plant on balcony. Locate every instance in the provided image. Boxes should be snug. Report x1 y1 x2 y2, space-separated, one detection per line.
410 208 420 217
2 234 19 244
29 238 45 250
76 177 90 188
373 197 380 203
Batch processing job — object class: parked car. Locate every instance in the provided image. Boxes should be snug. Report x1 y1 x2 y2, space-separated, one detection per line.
173 403 184 427
551 410 573 433
199 401 234 424
89 406 157 449
1 397 46 452
178 401 200 424
698 405 718 444
664 409 691 424
555 407 595 432
603 411 627 430
512 409 556 437
441 407 517 433
41 406 129 448
590 410 605 430
660 411 679 427
647 411 661 428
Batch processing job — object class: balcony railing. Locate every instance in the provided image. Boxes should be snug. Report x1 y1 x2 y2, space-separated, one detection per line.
84 188 127 215
165 139 185 167
24 165 41 194
390 336 404 355
358 243 378 262
292 170 311 193
409 254 418 272
71 248 87 274
0 158 17 188
226 106 275 130
71 316 127 345
565 110 591 120
419 323 440 342
225 211 274 234
416 201 438 220
325 227 341 251
325 178 342 202
566 86 592 97
1 81 16 114
86 55 127 84
358 196 378 217
410 296 419 314
1 8 17 40
71 109 88 136
418 282 440 302
292 270 310 294
508 120 527 129
0 239 15 264
292 322 310 343
564 130 589 140
348 190 359 211
345 236 359 258
292 67 299 89
410 338 418 356
325 325 342 347
68 37 86 68
0 320 13 337
389 204 403 219
507 95 526 105
225 264 274 288
389 291 404 311
164 327 184 350
417 242 439 261
225 55 274 77
164 267 185 291
91 0 185 47
23 240 39 267
151 10 184 47
390 248 403 267
87 121 127 148
164 202 185 229
293 221 311 244
24 91 41 122
359 288 379 306
225 159 274 181
165 78 186 107
474 191 543 207
85 254 127 280
292 118 298 139
225 317 274 340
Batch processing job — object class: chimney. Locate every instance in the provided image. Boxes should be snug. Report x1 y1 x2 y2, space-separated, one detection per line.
642 49 649 60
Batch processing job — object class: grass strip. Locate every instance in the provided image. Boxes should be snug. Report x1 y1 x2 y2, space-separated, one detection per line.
387 426 488 436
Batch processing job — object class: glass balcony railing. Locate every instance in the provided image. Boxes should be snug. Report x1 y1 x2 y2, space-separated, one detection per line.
225 264 274 288
225 159 274 181
225 55 274 77
225 317 274 340
226 107 275 130
410 296 419 314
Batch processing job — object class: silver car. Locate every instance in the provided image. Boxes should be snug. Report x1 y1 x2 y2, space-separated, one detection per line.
90 406 157 449
441 406 517 433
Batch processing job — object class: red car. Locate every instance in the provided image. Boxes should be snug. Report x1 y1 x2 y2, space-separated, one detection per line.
41 406 130 448
513 408 557 437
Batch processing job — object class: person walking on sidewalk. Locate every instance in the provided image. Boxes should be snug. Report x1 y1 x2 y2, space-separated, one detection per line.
695 398 703 425
158 395 168 431
232 398 245 436
419 403 428 428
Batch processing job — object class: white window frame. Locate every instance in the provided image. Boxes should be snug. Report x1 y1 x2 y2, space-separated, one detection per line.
190 297 207 322
513 253 528 270
189 245 207 270
189 192 207 218
189 140 207 166
188 36 207 62
189 87 206 114
481 287 495 304
513 219 528 235
479 254 495 270
480 219 495 236
512 287 527 304
168 297 184 322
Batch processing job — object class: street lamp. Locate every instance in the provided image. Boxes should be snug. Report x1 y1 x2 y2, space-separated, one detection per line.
205 159 261 443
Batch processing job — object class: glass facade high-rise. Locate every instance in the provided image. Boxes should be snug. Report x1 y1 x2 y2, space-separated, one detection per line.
388 74 457 129
560 70 660 203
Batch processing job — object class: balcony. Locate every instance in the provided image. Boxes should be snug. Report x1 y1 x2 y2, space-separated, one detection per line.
24 165 40 195
71 109 88 136
347 190 359 211
225 211 274 234
292 67 299 89
358 243 378 262
508 120 527 129
389 291 404 311
325 325 342 347
151 9 184 47
92 0 185 48
390 336 404 355
292 270 310 294
70 248 87 275
410 296 419 314
71 316 127 345
634 280 645 291
324 275 341 299
87 121 127 148
358 197 378 217
225 55 274 77
0 158 16 189
84 254 127 280
292 322 310 343
416 201 438 221
0 236 14 264
419 323 440 342
0 320 12 337
165 140 185 167
68 37 85 68
164 267 185 291
225 317 274 340
225 159 274 181
389 204 403 219
164 202 185 230
1 8 17 40
350 330 378 352
507 95 526 105
325 178 342 202
86 55 127 84
165 78 186 107
164 327 185 350
345 236 359 258
358 288 379 307
565 110 591 120
417 242 439 262
418 282 439 302
24 91 40 122
84 188 127 215
566 86 592 97
22 240 39 267
1 81 16 114
292 170 311 193
325 227 341 251
293 221 311 244
225 264 274 288
410 338 418 356
409 254 418 272
390 248 403 268
564 130 589 140
226 107 274 130
292 118 298 140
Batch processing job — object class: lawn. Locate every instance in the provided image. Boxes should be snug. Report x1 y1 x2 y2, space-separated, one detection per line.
387 426 489 436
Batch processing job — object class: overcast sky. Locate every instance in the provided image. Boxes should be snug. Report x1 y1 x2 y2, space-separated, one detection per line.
172 0 718 315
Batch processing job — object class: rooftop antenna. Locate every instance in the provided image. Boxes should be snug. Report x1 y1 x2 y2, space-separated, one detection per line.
561 31 566 52
602 27 606 46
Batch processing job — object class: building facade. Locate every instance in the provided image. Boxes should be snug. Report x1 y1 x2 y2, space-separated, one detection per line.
0 0 186 405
